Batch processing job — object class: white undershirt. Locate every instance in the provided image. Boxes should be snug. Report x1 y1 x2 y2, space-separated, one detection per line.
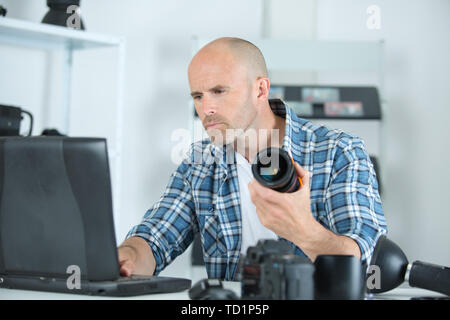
235 151 278 255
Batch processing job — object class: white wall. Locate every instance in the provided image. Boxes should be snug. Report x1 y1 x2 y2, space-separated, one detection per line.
315 0 450 266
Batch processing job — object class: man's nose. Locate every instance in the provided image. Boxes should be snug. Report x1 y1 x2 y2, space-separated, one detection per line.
201 96 217 116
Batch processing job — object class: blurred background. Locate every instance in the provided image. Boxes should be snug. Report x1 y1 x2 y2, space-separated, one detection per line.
0 0 449 281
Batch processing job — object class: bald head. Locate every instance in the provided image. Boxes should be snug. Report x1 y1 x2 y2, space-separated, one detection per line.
189 37 268 81
188 38 272 147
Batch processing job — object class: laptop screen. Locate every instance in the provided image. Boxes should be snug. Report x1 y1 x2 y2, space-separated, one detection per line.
0 137 120 281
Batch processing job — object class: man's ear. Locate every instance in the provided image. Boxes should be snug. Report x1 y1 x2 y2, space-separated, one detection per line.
256 77 270 101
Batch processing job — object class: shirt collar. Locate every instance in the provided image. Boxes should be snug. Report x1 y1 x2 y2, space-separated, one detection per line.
268 98 295 157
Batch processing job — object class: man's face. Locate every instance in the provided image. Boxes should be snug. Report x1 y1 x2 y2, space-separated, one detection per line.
188 49 257 145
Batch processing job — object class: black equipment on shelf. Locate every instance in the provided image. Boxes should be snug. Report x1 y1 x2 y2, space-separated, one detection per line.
0 5 7 17
0 105 33 137
42 0 85 30
269 85 381 120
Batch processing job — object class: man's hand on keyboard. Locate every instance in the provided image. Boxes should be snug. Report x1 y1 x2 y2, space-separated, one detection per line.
118 237 156 277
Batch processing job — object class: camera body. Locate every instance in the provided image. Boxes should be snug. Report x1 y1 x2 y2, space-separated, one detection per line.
241 240 314 300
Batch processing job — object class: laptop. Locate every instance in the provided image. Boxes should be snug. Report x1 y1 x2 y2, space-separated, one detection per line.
0 136 191 296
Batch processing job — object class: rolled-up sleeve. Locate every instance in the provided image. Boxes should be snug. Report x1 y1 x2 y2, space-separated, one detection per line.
324 137 388 265
126 160 197 275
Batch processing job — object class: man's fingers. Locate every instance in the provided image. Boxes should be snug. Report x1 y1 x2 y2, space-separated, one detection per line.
293 161 310 188
119 260 134 277
118 247 136 277
248 179 283 204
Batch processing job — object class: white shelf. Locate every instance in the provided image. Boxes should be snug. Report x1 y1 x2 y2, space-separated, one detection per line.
1 17 125 237
0 17 123 50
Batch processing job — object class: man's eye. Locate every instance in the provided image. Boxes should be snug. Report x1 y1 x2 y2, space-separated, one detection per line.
193 95 202 100
214 89 224 94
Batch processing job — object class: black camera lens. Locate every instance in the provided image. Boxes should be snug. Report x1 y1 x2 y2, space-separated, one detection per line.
251 147 301 193
314 255 366 300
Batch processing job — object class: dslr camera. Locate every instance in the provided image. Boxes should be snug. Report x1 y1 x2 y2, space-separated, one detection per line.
240 239 314 300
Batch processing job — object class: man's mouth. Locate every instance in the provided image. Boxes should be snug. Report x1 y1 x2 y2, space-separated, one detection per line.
205 122 224 129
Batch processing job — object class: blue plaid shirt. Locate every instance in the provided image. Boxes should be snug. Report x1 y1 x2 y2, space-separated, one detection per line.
126 99 388 280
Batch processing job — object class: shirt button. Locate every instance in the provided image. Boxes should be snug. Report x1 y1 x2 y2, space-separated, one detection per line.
209 206 214 213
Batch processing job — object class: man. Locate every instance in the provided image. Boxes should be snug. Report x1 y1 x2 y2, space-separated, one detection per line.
118 37 387 281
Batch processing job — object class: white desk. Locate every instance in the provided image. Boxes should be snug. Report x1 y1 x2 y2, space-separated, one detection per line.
0 282 447 300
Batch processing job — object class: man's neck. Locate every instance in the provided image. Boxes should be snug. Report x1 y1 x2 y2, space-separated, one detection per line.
234 101 286 163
